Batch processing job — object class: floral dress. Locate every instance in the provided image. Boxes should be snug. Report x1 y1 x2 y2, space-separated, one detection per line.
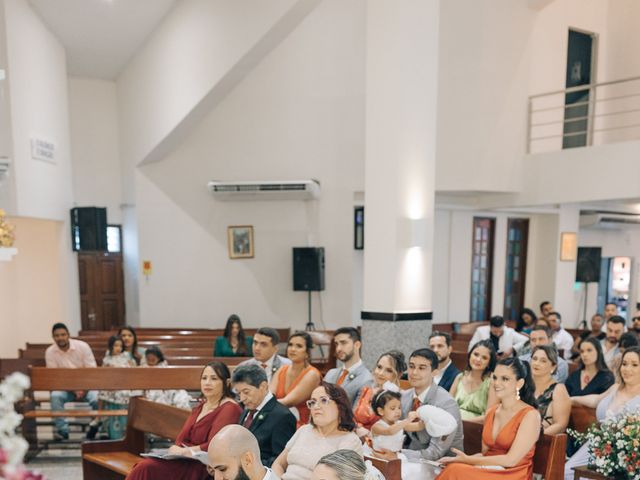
99 352 136 438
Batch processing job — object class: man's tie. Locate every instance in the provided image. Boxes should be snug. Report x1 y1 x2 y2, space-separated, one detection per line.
243 410 255 429
336 369 349 385
260 363 267 369
412 397 421 412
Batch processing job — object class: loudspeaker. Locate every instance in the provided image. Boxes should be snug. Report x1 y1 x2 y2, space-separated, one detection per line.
293 247 325 291
71 207 108 251
576 247 602 283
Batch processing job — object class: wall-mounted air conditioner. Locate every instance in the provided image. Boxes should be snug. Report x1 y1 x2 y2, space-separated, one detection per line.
207 179 320 201
580 212 640 229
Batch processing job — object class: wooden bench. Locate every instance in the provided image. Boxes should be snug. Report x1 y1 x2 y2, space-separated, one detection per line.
569 404 597 434
82 396 190 480
365 455 401 480
463 420 567 480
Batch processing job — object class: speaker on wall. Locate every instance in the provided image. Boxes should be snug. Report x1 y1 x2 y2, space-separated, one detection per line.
71 207 108 251
576 247 602 282
293 247 325 291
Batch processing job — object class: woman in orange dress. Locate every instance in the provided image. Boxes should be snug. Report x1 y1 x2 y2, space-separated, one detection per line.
270 331 321 428
436 357 541 480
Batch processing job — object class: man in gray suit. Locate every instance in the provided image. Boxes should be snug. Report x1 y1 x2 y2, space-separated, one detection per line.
238 327 291 383
323 327 373 405
400 348 463 461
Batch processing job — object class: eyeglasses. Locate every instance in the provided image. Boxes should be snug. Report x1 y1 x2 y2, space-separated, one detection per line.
306 396 333 409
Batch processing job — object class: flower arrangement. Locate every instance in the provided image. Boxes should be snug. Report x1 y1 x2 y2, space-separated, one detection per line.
0 372 44 479
0 208 16 247
569 409 640 479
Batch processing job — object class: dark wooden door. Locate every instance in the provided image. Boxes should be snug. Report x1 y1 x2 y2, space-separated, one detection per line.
79 252 125 331
503 219 529 321
470 217 495 322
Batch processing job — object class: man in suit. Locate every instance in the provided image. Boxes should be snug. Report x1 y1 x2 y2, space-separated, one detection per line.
232 364 296 467
469 315 528 359
400 348 463 461
238 327 291 383
323 327 373 405
208 425 280 480
428 331 460 392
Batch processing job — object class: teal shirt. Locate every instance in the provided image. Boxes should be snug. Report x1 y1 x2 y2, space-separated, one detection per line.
214 336 253 357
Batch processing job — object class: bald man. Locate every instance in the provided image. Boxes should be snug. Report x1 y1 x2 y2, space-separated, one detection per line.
208 425 280 480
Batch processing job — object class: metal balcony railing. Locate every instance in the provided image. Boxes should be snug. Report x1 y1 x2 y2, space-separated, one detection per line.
527 75 640 153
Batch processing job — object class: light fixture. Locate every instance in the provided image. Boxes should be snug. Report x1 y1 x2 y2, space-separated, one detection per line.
397 217 428 248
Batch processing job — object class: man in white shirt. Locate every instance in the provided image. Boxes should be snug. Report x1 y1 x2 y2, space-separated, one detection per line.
547 312 574 359
600 316 625 369
238 328 291 383
45 322 98 440
468 316 528 358
208 424 280 480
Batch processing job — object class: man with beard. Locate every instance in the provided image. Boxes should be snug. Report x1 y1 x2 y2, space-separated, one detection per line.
600 315 625 369
632 315 640 338
45 322 98 440
428 331 460 391
323 327 373 405
208 425 279 480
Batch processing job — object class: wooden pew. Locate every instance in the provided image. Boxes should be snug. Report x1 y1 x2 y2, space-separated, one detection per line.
82 396 190 480
462 420 567 480
569 404 597 434
451 351 468 371
365 455 401 480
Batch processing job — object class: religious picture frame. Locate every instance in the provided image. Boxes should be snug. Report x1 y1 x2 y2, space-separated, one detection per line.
560 232 577 261
228 226 254 259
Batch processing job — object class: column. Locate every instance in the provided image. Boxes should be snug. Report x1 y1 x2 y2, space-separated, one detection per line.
361 0 440 367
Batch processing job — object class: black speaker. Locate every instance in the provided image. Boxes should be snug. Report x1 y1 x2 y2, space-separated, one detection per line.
71 207 108 251
576 247 602 282
293 247 325 291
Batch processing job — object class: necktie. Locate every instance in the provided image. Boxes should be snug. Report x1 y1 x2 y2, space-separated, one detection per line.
260 363 267 369
412 397 421 412
243 410 255 429
336 369 349 385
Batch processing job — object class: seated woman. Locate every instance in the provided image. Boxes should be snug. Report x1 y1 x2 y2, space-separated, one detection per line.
565 347 640 480
565 337 614 397
353 350 406 432
118 326 146 365
450 339 497 422
272 382 363 480
214 314 253 357
530 345 570 435
143 346 191 409
126 361 242 480
436 358 541 480
516 308 537 336
610 332 639 383
271 331 321 428
312 449 384 480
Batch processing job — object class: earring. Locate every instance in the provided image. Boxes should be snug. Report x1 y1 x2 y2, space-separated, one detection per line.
516 389 520 401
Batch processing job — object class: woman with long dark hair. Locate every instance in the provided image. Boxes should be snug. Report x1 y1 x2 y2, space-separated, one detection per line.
530 345 570 435
118 326 145 365
565 337 614 396
214 314 253 357
437 358 541 480
516 308 537 335
126 361 242 480
449 339 497 422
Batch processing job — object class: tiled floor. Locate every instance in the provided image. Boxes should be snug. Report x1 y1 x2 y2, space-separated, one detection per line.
25 449 82 479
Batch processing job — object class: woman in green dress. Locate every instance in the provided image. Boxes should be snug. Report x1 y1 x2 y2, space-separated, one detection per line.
449 339 497 421
213 314 253 357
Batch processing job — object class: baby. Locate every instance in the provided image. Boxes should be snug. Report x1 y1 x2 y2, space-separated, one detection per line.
370 389 423 453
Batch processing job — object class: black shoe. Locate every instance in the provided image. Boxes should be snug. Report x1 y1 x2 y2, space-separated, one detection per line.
54 431 69 441
86 424 99 440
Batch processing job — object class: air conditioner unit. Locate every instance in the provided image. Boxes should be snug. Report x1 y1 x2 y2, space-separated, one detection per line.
580 212 640 229
207 179 320 201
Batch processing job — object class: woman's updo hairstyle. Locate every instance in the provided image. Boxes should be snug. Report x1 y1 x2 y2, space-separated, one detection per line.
496 357 537 408
379 350 407 379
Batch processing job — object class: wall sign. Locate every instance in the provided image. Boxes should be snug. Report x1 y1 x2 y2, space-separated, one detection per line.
31 137 55 164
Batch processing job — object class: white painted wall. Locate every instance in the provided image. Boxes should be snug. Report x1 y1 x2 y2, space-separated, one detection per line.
133 0 365 330
0 0 15 213
68 78 122 224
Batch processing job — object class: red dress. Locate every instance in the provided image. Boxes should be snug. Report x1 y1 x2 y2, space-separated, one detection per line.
436 405 536 480
126 400 242 480
275 364 320 428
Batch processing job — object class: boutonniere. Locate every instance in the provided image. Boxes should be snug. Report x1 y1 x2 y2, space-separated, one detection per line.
256 412 266 422
272 366 278 374
348 373 355 381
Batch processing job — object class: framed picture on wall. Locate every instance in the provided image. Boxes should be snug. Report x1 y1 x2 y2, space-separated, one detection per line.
228 226 254 259
560 232 577 261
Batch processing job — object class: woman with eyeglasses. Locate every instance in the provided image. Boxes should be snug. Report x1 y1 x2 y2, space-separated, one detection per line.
272 382 363 480
271 331 322 428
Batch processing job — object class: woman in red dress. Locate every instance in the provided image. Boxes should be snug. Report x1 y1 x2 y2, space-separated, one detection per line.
436 358 541 480
126 361 242 480
271 331 321 428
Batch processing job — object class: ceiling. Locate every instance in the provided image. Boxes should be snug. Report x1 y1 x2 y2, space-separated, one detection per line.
28 0 177 79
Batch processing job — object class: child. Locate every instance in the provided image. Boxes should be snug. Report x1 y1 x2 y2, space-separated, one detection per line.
370 389 423 453
144 346 168 367
102 335 135 368
143 346 191 409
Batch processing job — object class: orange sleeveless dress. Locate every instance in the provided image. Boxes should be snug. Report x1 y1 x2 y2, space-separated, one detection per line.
353 386 380 430
275 364 320 428
436 405 536 480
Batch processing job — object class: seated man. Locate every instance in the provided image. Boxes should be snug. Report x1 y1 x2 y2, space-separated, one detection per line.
208 424 280 480
323 327 373 404
238 327 291 383
519 325 569 383
547 311 574 359
44 322 98 440
468 315 528 359
400 348 464 461
428 331 460 392
232 364 296 467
